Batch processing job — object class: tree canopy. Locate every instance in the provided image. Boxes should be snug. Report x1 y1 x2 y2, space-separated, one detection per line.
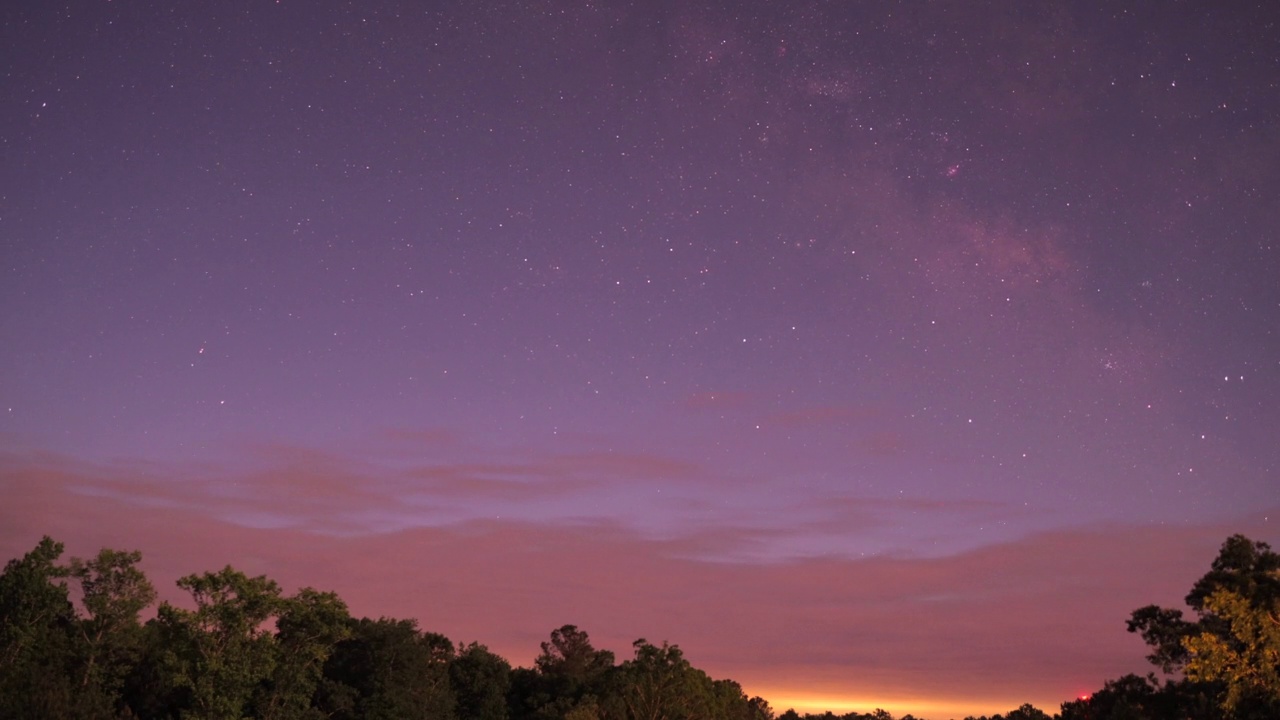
1 532 1275 720
1119 534 1280 719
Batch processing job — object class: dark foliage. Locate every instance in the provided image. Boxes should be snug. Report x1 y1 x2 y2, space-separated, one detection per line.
2 533 1275 720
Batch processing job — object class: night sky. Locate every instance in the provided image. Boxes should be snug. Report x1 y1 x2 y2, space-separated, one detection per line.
2 1 1278 717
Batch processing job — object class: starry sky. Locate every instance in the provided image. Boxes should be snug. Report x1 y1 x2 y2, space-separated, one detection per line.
2 1 1278 717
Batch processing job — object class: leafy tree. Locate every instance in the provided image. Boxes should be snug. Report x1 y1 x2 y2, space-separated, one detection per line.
120 619 192 720
1182 588 1280 716
318 617 456 720
0 536 77 718
1001 703 1051 720
1187 535 1280 609
1059 673 1230 720
535 624 616 685
507 666 547 720
612 639 717 720
564 697 604 720
706 678 773 720
450 641 511 720
1126 604 1194 674
742 695 774 720
254 588 352 720
155 566 285 720
0 537 71 662
1154 677 1229 719
1126 534 1280 717
514 625 616 720
67 547 157 712
1059 674 1159 720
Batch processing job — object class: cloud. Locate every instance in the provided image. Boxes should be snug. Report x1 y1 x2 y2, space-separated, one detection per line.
3 450 1274 719
0 444 726 541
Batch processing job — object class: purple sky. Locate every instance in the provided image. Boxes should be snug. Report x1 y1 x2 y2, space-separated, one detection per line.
2 1 1278 717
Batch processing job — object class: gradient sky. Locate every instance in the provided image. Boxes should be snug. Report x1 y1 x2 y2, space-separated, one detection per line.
2 1 1278 717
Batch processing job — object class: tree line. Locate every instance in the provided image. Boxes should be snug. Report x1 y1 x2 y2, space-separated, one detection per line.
0 533 1275 720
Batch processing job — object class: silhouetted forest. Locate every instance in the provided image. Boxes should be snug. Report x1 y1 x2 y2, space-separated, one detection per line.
1 534 1275 720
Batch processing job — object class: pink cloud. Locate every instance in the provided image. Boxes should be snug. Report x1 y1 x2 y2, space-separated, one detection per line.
3 452 1274 719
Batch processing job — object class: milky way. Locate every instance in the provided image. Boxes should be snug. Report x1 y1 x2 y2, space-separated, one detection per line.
2 2 1277 716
